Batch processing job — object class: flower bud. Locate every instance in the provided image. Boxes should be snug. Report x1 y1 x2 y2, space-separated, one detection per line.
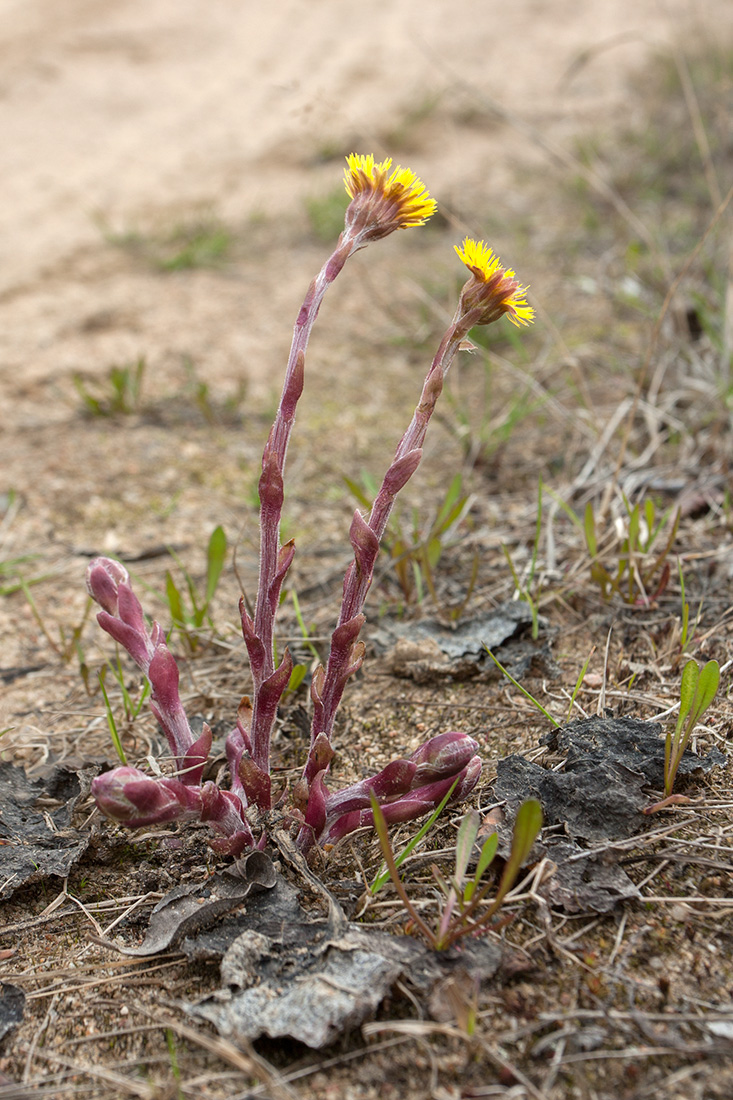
410 732 479 782
91 767 198 827
85 558 129 615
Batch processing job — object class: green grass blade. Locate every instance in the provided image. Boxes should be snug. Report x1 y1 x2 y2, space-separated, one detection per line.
484 648 559 727
99 671 127 765
370 778 458 894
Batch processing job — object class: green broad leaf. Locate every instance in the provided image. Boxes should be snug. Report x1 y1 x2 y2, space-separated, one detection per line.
690 660 720 726
286 664 307 694
465 831 499 902
426 536 442 570
454 810 480 886
676 658 700 736
494 799 543 902
205 525 227 605
165 570 185 625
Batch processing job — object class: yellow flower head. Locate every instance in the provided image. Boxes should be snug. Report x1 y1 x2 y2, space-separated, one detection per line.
454 238 534 328
342 154 437 243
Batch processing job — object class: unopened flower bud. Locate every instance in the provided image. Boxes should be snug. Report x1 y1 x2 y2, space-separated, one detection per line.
410 732 478 782
85 558 129 615
91 767 198 827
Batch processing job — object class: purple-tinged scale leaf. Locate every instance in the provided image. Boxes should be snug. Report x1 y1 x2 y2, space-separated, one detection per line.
303 771 328 838
259 449 284 513
302 731 335 786
148 644 183 714
116 582 147 635
239 599 267 678
182 722 213 787
381 449 422 496
268 539 296 614
280 349 305 419
237 750 271 810
95 610 153 671
324 759 416 818
348 510 380 571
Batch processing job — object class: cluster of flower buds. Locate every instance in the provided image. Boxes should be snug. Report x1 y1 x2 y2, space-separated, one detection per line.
88 154 533 856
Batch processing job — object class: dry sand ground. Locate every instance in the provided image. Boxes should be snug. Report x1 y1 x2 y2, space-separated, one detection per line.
1 1 733 1098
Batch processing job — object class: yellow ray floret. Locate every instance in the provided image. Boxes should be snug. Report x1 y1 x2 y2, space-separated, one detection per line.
344 154 437 229
454 238 534 327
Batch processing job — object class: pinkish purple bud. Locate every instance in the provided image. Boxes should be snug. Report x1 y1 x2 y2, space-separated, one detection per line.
91 767 199 827
408 755 482 807
410 732 478 782
86 558 129 615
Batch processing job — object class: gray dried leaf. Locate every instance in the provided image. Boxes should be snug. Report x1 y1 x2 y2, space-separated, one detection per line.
546 715 727 789
373 604 555 684
113 851 276 957
0 762 92 900
0 984 25 1045
185 880 502 1048
495 753 649 843
540 839 640 913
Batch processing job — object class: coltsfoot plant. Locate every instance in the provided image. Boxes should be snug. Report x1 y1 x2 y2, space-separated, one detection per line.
88 155 534 856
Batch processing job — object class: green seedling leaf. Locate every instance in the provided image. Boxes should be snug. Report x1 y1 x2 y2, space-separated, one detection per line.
464 831 498 903
454 810 480 888
676 659 700 734
426 535 443 571
566 646 595 721
502 544 522 590
165 571 185 625
447 798 542 945
690 659 720 724
642 508 680 589
481 798 542 916
286 663 307 695
205 525 227 606
665 659 720 797
643 498 655 550
627 502 640 549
